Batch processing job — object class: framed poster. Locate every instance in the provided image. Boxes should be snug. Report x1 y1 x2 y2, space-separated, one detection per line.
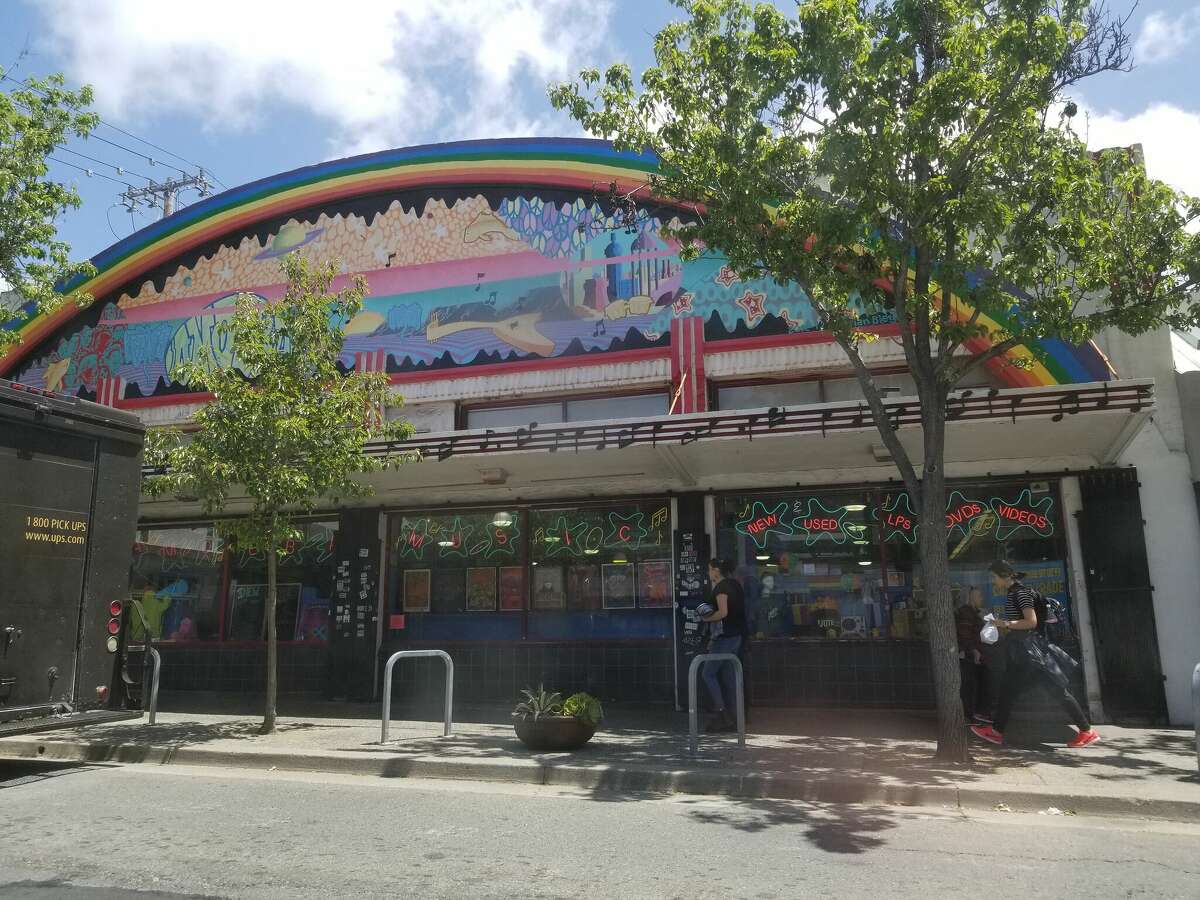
432 568 466 613
566 564 600 610
466 567 498 611
532 565 565 610
499 566 526 610
227 582 301 640
601 563 636 609
637 560 672 608
402 569 431 612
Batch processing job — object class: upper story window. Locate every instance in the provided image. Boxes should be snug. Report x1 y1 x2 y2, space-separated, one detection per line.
464 393 667 430
717 371 992 411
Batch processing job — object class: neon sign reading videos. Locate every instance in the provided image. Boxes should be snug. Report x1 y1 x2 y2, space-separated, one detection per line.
990 489 1054 539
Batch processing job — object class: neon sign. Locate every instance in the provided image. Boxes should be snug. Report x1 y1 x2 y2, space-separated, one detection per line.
437 516 475 558
945 490 989 539
990 489 1055 540
791 498 850 545
544 515 592 557
397 519 430 559
466 520 520 559
875 492 918 544
735 500 793 549
605 511 649 549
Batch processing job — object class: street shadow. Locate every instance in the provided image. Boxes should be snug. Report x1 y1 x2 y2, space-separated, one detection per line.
679 796 898 854
0 759 95 790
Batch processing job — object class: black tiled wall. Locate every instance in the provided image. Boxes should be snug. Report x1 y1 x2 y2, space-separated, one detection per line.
743 640 935 707
144 645 328 694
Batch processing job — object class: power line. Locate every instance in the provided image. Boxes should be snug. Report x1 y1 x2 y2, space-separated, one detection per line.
58 146 154 182
47 155 136 189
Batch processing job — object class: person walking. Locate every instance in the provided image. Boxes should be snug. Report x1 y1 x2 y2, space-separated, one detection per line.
955 586 991 724
701 558 747 733
970 561 1100 748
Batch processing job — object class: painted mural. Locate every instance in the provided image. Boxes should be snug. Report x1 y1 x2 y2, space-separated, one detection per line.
13 190 892 400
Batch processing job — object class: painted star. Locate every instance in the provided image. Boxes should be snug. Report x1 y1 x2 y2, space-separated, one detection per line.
546 515 592 557
397 518 431 559
714 265 740 288
736 500 794 550
736 290 767 326
873 492 919 544
990 489 1056 541
792 498 850 546
778 307 804 331
945 490 990 539
437 516 476 558
672 292 695 316
432 223 449 238
605 511 649 550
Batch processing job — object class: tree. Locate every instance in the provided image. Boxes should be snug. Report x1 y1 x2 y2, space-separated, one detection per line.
145 255 414 733
1 70 98 351
551 0 1200 760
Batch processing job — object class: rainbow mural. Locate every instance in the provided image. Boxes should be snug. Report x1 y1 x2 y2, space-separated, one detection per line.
1 138 1112 400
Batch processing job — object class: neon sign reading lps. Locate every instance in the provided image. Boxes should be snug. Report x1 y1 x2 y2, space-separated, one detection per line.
735 500 794 549
791 498 851 545
990 489 1055 540
874 492 918 544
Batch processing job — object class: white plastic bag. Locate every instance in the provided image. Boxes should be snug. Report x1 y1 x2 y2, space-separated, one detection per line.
979 613 999 645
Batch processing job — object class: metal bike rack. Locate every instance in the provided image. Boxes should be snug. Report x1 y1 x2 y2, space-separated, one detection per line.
381 650 454 743
146 647 162 726
1192 661 1199 772
687 652 746 756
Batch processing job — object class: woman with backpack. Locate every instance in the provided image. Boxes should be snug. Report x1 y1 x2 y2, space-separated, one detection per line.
970 561 1100 749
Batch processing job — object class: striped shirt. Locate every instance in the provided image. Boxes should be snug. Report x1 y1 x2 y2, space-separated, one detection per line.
1005 582 1038 625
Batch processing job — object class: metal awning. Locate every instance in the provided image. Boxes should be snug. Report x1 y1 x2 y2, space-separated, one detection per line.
139 379 1154 517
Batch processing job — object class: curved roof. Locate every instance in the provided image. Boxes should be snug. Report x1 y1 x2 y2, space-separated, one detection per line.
0 137 1110 385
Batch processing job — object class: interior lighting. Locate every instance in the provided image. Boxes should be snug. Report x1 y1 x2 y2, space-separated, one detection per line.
492 512 513 527
437 540 455 548
844 503 867 512
756 554 770 561
857 560 872 566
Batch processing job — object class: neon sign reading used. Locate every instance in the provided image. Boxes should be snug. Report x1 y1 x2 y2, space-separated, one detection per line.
791 498 850 545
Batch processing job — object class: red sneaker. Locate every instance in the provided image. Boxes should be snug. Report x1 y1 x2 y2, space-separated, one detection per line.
970 724 1004 745
1067 729 1100 748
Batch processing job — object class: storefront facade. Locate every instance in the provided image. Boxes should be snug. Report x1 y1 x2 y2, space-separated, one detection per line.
4 138 1195 724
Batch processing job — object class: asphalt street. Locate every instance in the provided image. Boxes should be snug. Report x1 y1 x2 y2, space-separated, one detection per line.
1 759 1197 899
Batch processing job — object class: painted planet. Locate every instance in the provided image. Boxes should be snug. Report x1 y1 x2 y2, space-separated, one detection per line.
345 310 385 335
255 222 324 260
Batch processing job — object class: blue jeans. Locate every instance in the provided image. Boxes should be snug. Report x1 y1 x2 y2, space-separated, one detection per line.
702 635 743 713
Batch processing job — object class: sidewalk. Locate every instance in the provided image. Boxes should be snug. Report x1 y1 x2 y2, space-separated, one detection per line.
2 705 1196 823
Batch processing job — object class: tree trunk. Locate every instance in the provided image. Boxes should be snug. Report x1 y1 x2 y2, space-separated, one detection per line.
917 397 969 762
261 546 278 735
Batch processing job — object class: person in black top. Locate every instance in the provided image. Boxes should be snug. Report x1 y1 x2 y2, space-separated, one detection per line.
970 561 1100 748
701 558 747 733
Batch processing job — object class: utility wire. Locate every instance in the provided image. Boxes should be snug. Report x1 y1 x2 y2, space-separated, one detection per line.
58 146 154 182
48 155 136 189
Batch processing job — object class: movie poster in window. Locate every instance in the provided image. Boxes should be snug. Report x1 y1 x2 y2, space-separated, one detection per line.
566 564 600 610
432 568 466 613
532 566 565 609
602 563 636 609
466 567 497 611
402 569 431 612
499 566 526 610
637 560 672 608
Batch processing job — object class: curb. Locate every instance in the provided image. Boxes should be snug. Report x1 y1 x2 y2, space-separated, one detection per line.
3 737 1197 824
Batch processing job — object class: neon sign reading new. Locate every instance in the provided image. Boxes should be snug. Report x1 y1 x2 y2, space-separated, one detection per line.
735 500 794 549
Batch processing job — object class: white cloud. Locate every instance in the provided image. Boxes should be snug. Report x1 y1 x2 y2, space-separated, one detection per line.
34 0 613 156
1134 10 1200 64
1080 102 1200 197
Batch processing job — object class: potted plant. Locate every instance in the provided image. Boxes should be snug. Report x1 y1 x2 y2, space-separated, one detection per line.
512 685 604 751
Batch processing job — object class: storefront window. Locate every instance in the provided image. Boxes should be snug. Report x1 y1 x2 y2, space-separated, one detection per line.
883 480 1070 634
717 479 1071 642
527 500 673 639
225 520 338 641
130 526 224 641
717 491 885 639
386 508 525 641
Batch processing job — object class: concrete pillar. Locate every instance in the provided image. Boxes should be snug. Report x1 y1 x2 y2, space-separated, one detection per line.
1060 476 1107 724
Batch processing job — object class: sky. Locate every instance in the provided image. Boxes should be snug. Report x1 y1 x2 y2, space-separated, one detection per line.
3 0 1199 264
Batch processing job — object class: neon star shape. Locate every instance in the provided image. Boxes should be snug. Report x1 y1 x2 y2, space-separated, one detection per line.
437 516 476 558
873 492 919 544
546 515 591 557
714 265 740 288
605 511 649 549
468 520 520 559
736 290 767 325
736 500 794 549
672 292 695 315
792 498 850 546
944 490 990 539
397 519 430 559
990 489 1056 540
